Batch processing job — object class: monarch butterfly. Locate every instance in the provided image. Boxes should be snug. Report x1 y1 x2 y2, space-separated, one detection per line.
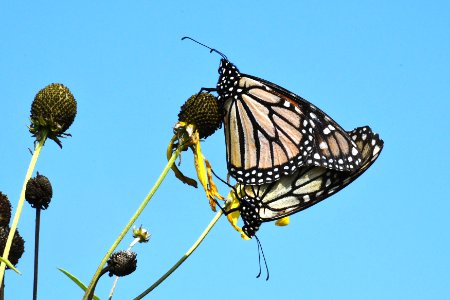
183 37 365 185
229 126 383 238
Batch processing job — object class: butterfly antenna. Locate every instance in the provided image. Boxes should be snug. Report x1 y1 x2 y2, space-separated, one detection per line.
212 198 229 215
256 238 262 278
210 168 241 215
181 36 228 60
255 235 270 281
211 168 232 188
211 168 239 196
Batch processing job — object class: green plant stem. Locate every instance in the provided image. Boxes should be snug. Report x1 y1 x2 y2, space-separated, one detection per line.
134 209 223 300
83 147 182 300
0 277 4 300
0 132 47 286
33 207 41 300
87 267 109 300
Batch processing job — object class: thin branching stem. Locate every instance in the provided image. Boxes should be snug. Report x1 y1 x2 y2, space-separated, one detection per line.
33 207 41 300
0 131 47 285
108 276 119 300
134 210 223 300
82 147 183 300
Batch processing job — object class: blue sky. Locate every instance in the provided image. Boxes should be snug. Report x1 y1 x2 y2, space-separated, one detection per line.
1 1 449 299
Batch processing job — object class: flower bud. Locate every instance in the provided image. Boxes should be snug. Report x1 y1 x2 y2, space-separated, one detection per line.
132 225 151 243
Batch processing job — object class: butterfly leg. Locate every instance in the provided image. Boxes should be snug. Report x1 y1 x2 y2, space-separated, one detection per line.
196 87 217 95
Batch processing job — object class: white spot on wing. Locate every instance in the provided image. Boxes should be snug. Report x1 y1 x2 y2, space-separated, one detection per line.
319 142 328 149
373 145 381 155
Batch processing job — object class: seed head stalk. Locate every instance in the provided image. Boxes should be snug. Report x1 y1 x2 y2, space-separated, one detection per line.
0 131 47 285
82 146 182 300
134 209 222 299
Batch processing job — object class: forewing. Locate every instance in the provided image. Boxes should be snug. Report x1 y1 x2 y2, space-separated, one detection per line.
224 72 363 185
224 76 315 185
246 74 363 172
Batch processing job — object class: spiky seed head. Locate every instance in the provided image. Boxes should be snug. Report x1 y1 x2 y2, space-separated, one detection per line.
178 93 222 139
29 83 77 148
107 250 137 277
25 173 53 210
0 226 25 267
0 193 11 226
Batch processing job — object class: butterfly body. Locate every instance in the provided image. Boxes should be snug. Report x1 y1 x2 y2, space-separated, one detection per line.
216 58 363 185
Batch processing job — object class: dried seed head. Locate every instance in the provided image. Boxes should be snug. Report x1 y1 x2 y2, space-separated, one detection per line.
0 192 11 226
25 173 53 210
0 226 25 267
107 250 137 277
178 93 222 139
29 83 77 148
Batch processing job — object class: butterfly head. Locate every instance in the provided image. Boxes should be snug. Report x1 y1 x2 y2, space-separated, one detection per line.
218 59 240 75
